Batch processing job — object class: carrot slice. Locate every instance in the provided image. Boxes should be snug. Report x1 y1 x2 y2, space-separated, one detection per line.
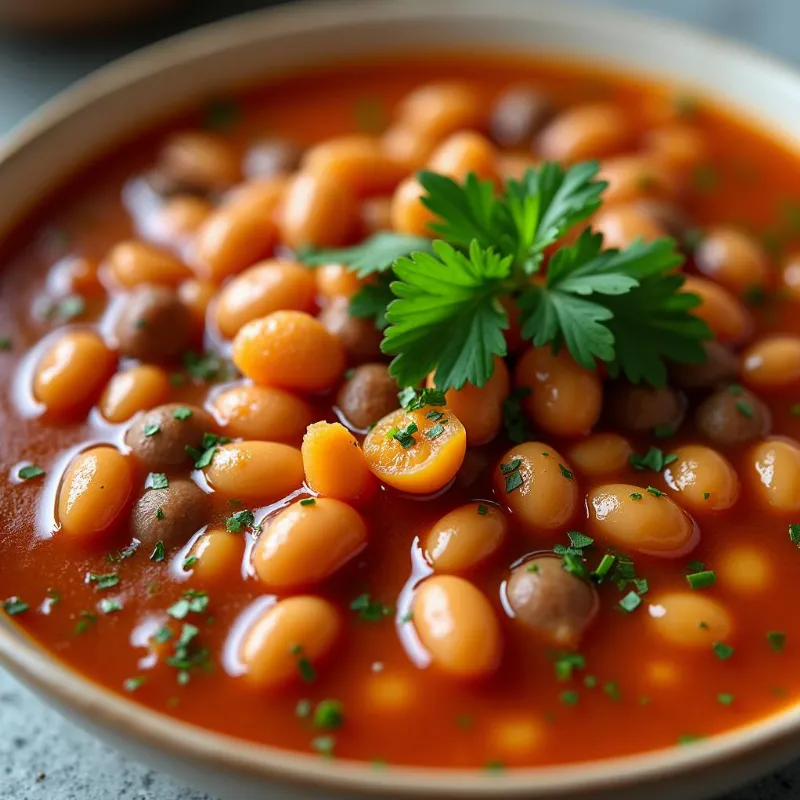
302 421 375 502
363 406 466 494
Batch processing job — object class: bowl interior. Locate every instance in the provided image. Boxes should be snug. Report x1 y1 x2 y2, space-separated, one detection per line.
3 1 800 797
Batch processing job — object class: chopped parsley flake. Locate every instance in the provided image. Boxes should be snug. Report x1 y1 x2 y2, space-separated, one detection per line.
629 492 643 501
398 387 446 411
226 509 255 532
561 552 590 580
500 458 522 474
291 644 317 683
645 486 665 498
99 598 122 614
167 590 209 620
630 446 678 473
652 424 675 439
2 597 29 616
156 507 165 521
74 610 97 634
143 423 160 437
123 676 146 692
603 681 622 702
183 556 199 569
186 432 230 469
87 572 119 591
484 760 505 774
619 591 641 613
768 631 787 653
390 421 418 449
713 642 735 660
165 622 212 685
558 463 574 480
17 464 45 481
789 523 800 548
559 690 579 706
736 400 755 418
567 531 594 550
150 541 166 562
477 504 488 515
350 593 392 622
591 553 616 582
552 651 585 681
426 422 446 439
295 699 312 719
172 407 193 421
717 693 734 706
153 626 173 644
299 498 316 507
313 699 344 730
311 735 335 757
149 473 169 490
678 733 706 746
686 569 716 590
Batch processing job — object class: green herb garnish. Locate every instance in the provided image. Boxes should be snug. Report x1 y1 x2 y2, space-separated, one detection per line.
350 593 392 622
2 597 28 616
686 569 716 590
150 541 166 562
291 644 317 683
713 642 734 660
123 676 146 692
378 164 707 391
301 232 434 278
17 464 45 481
313 700 344 730
87 572 119 591
226 509 255 532
630 446 678 473
149 473 169 490
768 631 787 653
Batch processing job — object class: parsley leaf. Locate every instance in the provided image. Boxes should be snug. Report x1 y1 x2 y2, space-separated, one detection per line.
349 275 393 330
300 232 434 278
382 240 511 390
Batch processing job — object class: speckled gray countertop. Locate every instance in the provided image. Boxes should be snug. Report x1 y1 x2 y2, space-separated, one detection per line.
2 1 800 798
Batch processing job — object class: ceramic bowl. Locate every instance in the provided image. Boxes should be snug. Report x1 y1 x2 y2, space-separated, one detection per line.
2 1 800 798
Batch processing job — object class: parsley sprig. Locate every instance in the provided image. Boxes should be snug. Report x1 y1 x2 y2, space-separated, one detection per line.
301 161 710 391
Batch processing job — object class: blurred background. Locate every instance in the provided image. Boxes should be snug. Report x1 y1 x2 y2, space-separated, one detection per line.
1 1 799 799
2 0 800 135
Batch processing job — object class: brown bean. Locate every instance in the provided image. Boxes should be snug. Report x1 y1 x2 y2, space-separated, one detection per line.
669 341 739 390
113 286 191 361
243 137 302 180
606 384 685 433
125 403 216 470
130 478 211 545
506 557 598 647
489 85 554 149
157 131 241 193
335 363 398 430
318 296 383 363
634 199 693 240
695 385 771 446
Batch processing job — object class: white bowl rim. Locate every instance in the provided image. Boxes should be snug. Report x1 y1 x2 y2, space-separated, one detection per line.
2 0 800 796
